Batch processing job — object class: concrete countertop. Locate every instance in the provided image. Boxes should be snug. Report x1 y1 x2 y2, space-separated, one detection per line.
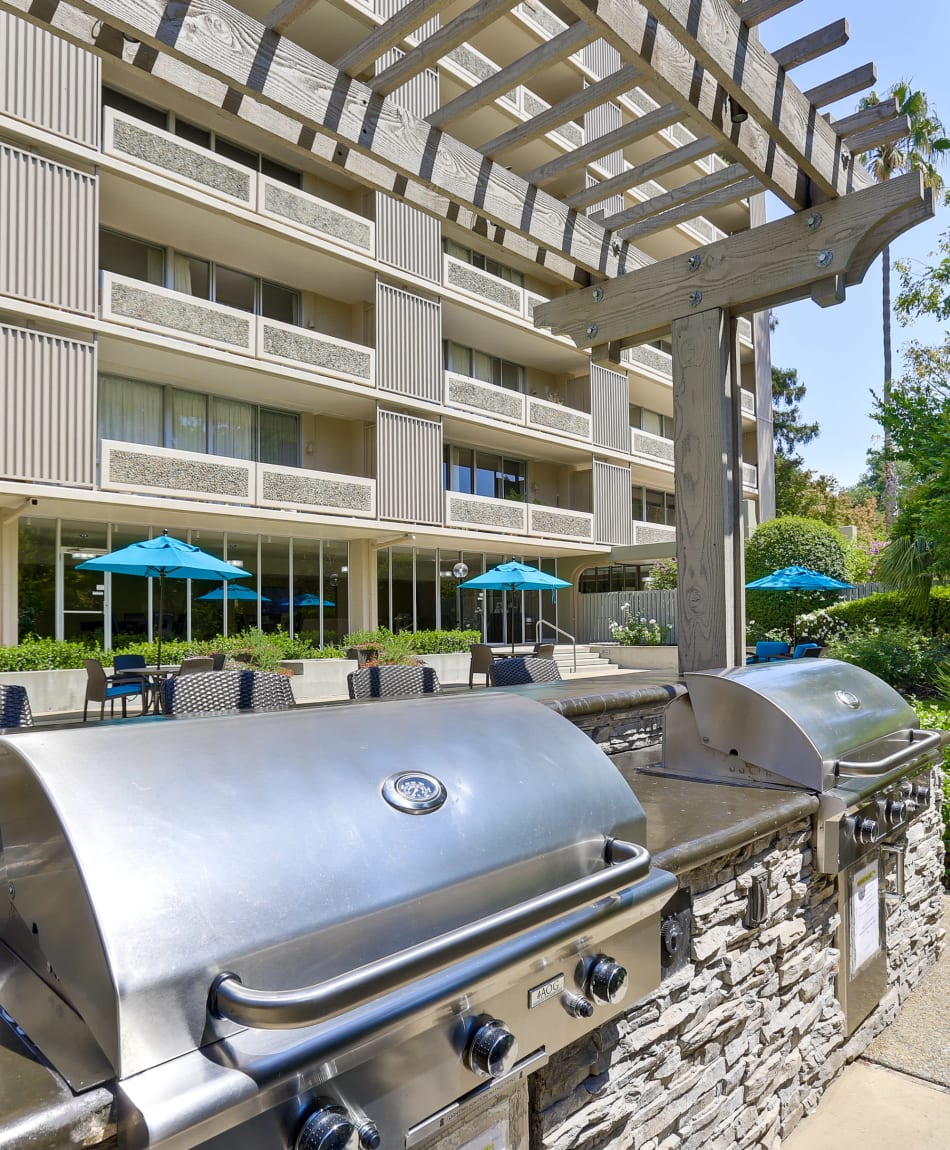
0 1016 115 1149
494 672 687 718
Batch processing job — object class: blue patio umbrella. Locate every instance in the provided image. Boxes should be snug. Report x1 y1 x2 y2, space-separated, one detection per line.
745 565 850 643
459 561 571 652
197 585 269 602
278 593 335 608
77 531 251 669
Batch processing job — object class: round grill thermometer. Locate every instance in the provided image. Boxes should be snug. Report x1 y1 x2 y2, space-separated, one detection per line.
382 771 447 814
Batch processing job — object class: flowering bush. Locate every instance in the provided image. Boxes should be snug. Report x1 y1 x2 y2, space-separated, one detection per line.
609 605 671 645
647 557 678 589
792 607 847 644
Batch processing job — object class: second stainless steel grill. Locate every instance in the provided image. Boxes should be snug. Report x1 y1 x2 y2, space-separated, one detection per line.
0 692 675 1150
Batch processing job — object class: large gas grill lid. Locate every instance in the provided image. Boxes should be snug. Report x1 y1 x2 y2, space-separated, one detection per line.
684 658 920 790
0 694 648 1085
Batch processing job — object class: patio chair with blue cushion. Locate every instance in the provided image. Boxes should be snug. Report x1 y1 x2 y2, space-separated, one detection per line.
162 669 295 716
347 664 442 699
746 641 791 665
0 684 33 730
112 653 153 709
791 643 821 658
491 656 562 686
83 658 147 721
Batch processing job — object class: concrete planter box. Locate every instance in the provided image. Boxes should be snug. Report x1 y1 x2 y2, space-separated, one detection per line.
591 643 679 672
279 653 472 700
1 668 90 716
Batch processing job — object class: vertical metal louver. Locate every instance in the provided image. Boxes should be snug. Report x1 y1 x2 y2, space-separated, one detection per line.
584 99 624 178
580 40 621 81
593 460 634 546
0 145 97 315
0 11 100 147
376 408 443 525
590 363 630 452
376 283 442 401
0 324 96 486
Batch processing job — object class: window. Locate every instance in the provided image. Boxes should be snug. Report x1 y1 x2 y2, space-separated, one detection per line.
443 240 524 287
100 230 165 285
579 563 658 593
630 404 673 439
444 341 526 393
98 375 299 465
443 445 526 500
633 486 675 525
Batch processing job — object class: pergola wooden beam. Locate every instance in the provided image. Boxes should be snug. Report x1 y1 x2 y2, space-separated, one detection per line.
831 98 899 139
772 19 849 71
30 0 624 278
734 0 802 27
803 62 876 110
370 0 520 96
428 22 594 128
478 64 642 156
845 115 912 158
600 164 749 235
263 0 320 35
335 0 446 76
525 102 684 186
565 135 721 209
617 175 762 243
536 171 933 346
632 0 871 200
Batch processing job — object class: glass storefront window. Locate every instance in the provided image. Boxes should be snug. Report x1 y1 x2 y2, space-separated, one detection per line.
260 538 290 635
322 542 348 646
110 524 152 644
415 549 437 632
225 535 259 637
190 529 225 641
390 549 415 632
17 519 56 640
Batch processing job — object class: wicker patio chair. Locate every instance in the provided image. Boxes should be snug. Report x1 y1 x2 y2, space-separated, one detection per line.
177 656 214 676
83 658 147 721
490 656 562 687
532 642 555 659
347 664 442 699
468 644 495 688
162 669 295 716
0 684 33 730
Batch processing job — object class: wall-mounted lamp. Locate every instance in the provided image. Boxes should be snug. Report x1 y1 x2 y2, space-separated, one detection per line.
728 96 749 125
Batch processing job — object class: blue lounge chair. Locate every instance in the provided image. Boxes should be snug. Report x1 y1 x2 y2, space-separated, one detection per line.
746 641 790 664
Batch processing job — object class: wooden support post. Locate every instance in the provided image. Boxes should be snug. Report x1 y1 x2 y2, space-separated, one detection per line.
672 309 745 672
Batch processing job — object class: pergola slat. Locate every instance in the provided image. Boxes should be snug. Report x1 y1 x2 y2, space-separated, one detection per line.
565 136 721 209
614 175 762 243
335 0 448 76
771 19 849 71
600 164 750 236
803 63 877 110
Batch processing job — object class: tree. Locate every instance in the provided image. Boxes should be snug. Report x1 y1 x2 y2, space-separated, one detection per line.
858 81 950 526
845 441 916 512
771 366 819 463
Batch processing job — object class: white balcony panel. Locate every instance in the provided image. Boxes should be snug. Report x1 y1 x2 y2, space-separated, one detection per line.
742 462 759 490
100 440 254 504
1 324 96 486
104 109 254 207
1 11 100 147
740 389 756 418
593 460 633 546
262 178 375 254
633 520 676 544
445 372 526 424
631 429 674 466
377 409 443 525
528 505 594 542
259 317 375 385
444 255 522 314
622 344 673 382
524 291 548 322
102 273 255 351
257 463 376 517
445 492 528 535
527 396 591 441
0 145 97 315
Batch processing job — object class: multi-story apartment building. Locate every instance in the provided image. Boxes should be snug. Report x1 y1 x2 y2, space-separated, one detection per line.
0 2 769 652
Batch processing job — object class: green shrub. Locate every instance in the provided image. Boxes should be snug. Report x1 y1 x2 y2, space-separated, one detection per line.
0 635 104 671
825 625 950 696
648 557 678 589
609 607 671 645
827 586 950 635
745 517 849 634
408 629 481 654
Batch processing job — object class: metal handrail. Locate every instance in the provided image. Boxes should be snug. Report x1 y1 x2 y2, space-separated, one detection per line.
535 620 576 672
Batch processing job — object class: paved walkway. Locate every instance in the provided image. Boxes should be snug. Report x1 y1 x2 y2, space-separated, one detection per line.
783 895 950 1149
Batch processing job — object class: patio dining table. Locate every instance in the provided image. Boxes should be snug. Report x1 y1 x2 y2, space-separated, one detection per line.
113 664 181 714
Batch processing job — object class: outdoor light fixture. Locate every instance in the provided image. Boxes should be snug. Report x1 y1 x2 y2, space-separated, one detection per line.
728 96 749 124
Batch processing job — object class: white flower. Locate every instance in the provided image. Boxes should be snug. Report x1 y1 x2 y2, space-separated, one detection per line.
648 619 657 625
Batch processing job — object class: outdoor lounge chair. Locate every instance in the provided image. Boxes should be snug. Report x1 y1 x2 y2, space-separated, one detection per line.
490 656 562 686
468 644 495 688
746 641 791 664
162 669 295 716
347 664 442 699
0 684 33 730
83 658 147 721
791 643 821 658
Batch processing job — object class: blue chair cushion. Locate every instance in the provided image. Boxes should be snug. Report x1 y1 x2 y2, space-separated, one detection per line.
106 682 142 697
792 643 820 658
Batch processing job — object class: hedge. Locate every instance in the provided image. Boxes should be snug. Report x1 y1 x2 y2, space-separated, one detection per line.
826 586 950 635
746 516 848 635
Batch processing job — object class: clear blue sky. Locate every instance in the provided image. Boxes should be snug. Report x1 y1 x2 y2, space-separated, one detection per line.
761 0 950 487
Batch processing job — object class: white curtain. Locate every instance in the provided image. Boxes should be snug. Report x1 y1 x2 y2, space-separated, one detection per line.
98 376 163 445
212 397 256 460
170 389 208 454
173 253 192 294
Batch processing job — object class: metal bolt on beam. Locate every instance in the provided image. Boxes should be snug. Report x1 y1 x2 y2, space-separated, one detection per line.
816 250 834 269
805 213 823 231
586 323 599 337
592 286 605 302
687 254 702 272
688 290 703 307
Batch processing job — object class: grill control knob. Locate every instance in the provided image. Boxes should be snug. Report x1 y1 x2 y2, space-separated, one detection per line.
358 1123 381 1150
562 993 595 1019
855 817 879 844
296 1106 355 1150
466 1020 518 1079
899 781 914 799
587 957 629 1006
886 799 907 825
913 784 930 804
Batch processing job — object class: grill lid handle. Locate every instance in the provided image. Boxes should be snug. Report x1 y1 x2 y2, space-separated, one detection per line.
835 728 944 775
209 839 662 1030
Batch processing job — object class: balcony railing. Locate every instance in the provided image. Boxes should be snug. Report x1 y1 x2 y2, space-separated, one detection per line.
442 254 551 323
632 519 676 544
444 372 591 442
740 389 756 418
100 439 376 517
631 428 674 467
103 108 375 255
101 272 375 385
742 462 759 490
622 343 673 382
445 491 593 541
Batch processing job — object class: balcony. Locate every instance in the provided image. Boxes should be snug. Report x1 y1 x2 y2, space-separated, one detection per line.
442 254 551 323
103 109 375 256
622 343 673 383
630 428 674 468
101 272 375 385
740 389 756 418
632 519 676 545
100 440 376 517
444 372 592 442
444 491 593 541
742 462 759 491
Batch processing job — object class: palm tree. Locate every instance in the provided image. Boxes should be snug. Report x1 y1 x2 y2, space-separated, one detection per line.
858 82 950 527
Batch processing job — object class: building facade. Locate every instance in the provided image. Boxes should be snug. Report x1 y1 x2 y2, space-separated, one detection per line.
0 3 769 651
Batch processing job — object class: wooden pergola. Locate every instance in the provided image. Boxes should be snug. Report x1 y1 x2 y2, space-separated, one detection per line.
6 0 934 670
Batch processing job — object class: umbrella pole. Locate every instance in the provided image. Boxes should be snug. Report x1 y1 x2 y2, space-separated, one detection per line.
156 570 165 674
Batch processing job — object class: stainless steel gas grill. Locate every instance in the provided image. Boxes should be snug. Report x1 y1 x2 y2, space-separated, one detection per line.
0 693 676 1150
658 658 945 1033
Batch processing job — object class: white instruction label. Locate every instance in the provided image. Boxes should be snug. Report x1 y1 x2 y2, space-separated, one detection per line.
850 857 881 976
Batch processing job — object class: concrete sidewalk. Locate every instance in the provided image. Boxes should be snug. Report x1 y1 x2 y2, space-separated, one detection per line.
783 895 950 1149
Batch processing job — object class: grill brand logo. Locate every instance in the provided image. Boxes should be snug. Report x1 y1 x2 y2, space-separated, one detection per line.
835 690 861 709
382 771 448 814
528 973 565 1008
